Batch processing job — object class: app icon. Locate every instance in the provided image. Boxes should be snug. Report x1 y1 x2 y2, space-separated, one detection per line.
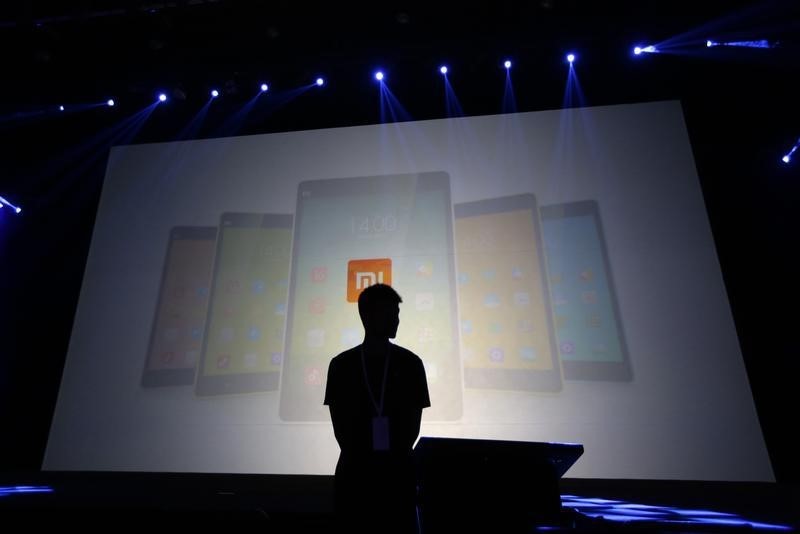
309 297 326 314
483 293 501 308
580 269 594 282
185 350 199 364
461 319 473 334
163 327 179 342
160 351 175 364
216 354 231 369
554 315 567 329
347 258 392 302
276 278 289 288
560 341 576 354
520 347 537 361
244 352 259 368
488 347 505 363
417 326 434 343
223 305 235 317
415 292 434 311
304 366 323 386
190 326 203 340
489 322 503 334
581 290 597 304
415 260 433 278
307 328 325 348
511 266 523 280
252 279 266 294
425 362 439 384
226 280 241 294
340 328 360 347
311 266 328 283
481 269 496 281
513 291 531 306
587 313 601 327
550 273 563 285
220 327 235 343
591 343 608 355
196 287 209 298
517 319 534 333
458 272 469 285
270 352 283 365
247 326 261 341
274 303 286 315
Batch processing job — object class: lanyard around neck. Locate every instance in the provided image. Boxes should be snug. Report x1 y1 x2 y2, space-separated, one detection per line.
360 343 391 416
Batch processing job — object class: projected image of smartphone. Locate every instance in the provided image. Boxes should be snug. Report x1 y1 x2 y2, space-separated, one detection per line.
540 200 632 381
195 212 293 396
454 194 561 392
280 172 462 421
142 226 217 387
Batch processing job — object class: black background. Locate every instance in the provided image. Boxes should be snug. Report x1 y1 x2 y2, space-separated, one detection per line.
0 1 797 482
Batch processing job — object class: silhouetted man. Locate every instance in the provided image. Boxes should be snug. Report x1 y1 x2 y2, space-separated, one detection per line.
324 283 430 534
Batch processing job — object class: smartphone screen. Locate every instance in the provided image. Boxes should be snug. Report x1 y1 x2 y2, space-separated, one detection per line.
142 226 217 387
540 200 632 381
454 194 561 391
280 172 462 421
195 212 293 396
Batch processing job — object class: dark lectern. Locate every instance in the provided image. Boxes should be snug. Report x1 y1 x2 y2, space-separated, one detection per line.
414 437 583 533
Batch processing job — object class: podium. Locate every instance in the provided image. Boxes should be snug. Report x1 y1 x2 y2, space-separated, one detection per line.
413 437 583 533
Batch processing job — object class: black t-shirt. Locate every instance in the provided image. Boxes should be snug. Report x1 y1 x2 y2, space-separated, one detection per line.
324 343 430 456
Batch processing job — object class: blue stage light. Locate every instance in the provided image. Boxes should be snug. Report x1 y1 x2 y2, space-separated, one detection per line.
504 60 512 69
0 195 22 215
107 99 115 107
567 53 575 63
158 93 167 102
440 66 448 75
316 77 325 86
59 105 65 111
783 155 791 164
375 71 384 81
707 40 716 48
634 45 658 56
260 83 269 92
211 89 219 98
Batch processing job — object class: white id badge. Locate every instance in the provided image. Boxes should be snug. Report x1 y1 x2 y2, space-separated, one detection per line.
372 416 390 451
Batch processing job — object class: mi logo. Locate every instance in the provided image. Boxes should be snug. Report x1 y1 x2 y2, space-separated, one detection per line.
347 258 392 302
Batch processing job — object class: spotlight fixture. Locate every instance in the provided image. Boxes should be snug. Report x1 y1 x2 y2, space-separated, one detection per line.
375 71 384 81
260 83 269 92
504 60 512 69
566 53 575 63
158 93 167 102
316 77 325 86
211 89 219 98
0 195 22 214
107 99 115 107
439 66 448 75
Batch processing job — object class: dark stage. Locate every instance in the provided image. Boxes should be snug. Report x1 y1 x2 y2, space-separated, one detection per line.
1 2 799 532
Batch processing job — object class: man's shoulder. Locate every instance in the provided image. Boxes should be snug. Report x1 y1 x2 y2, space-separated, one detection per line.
329 345 361 368
391 344 424 366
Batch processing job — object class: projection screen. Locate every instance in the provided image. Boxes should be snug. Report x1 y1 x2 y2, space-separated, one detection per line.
43 100 773 480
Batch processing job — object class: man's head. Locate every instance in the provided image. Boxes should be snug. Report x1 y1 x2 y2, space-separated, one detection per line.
358 284 402 339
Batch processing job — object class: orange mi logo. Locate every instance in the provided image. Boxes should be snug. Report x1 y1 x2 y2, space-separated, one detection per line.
347 258 392 302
